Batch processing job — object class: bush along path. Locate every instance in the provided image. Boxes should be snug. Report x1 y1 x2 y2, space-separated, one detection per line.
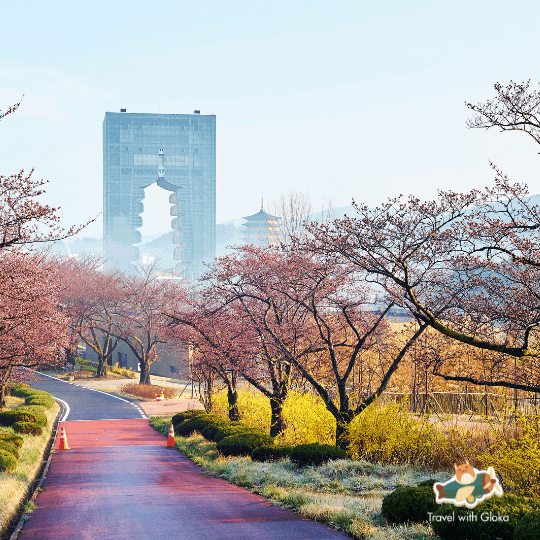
381 485 540 540
0 384 60 537
150 413 444 540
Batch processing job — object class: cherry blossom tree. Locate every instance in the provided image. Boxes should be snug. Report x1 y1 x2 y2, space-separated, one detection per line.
0 99 93 251
58 256 126 378
0 100 94 400
116 265 180 385
299 81 540 396
177 245 426 446
197 250 314 434
0 252 69 406
306 173 540 395
165 288 257 421
466 80 540 144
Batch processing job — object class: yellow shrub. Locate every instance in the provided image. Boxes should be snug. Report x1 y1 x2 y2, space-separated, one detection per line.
211 386 335 445
211 386 272 430
346 401 440 466
210 389 237 420
479 415 540 498
280 391 335 445
111 362 137 379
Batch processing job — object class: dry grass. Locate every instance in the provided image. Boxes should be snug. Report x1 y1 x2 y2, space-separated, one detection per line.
149 416 439 540
429 418 517 470
0 397 59 536
40 368 129 381
121 383 177 401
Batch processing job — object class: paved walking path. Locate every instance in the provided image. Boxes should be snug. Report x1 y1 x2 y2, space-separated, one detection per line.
18 420 349 540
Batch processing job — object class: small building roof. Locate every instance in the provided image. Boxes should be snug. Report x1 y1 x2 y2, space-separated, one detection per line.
242 208 280 222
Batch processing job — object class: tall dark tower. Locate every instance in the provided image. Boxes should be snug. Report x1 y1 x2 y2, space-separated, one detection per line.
103 110 216 278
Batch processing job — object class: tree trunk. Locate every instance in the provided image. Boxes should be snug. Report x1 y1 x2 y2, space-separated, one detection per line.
269 397 287 438
139 362 151 385
0 383 6 409
227 388 240 421
95 355 108 378
203 374 214 412
335 410 354 451
335 421 350 451
65 347 76 368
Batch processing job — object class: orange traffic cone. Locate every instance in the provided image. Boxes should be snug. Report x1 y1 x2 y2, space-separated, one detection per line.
58 426 70 450
155 389 165 402
166 423 175 447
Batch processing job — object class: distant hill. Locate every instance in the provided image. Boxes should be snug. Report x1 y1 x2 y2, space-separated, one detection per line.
308 205 357 223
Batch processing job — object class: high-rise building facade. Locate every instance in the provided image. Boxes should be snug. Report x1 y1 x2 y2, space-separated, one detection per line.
103 110 216 278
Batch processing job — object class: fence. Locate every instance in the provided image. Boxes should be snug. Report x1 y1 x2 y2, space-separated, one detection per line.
379 391 540 416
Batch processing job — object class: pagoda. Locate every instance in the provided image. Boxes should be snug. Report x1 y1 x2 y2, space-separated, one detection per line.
242 198 281 246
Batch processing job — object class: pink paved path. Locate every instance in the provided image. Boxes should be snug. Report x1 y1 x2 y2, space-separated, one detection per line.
18 420 349 540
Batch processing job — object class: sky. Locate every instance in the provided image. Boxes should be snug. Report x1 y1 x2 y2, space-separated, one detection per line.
1 0 540 240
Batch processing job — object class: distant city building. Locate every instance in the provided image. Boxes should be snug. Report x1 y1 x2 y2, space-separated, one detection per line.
80 340 191 380
103 110 216 278
242 199 280 246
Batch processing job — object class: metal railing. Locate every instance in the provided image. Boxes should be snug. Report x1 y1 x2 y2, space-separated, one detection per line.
378 391 540 416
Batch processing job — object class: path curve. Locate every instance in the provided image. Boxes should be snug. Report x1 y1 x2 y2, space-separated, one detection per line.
29 372 146 421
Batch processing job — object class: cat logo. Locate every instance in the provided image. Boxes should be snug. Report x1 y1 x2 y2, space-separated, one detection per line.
434 461 503 509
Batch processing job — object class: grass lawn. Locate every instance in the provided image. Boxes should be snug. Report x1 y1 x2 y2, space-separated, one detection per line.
0 396 59 536
150 416 444 539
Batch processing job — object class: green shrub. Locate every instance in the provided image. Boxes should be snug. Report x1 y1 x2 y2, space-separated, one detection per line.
381 486 437 524
217 432 274 457
432 494 540 540
417 478 440 487
171 410 203 428
13 421 42 436
8 383 32 398
25 391 55 409
251 444 294 462
7 385 55 409
201 421 229 442
0 441 19 459
0 410 37 427
173 418 198 436
213 423 260 443
0 449 17 472
290 443 348 467
175 414 225 437
16 407 47 427
430 504 475 540
0 406 47 427
514 511 540 540
25 397 54 409
0 434 24 448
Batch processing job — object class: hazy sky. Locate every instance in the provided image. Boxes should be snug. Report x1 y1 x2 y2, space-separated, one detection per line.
1 0 539 239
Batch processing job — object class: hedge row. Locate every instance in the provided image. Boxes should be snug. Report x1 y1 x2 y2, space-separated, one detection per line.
0 406 47 433
0 386 55 471
381 483 540 540
9 384 55 410
170 411 348 465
